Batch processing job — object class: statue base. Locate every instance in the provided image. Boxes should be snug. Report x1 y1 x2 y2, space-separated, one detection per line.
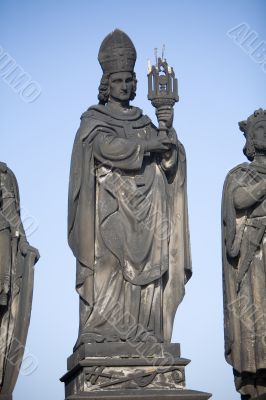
60 343 211 400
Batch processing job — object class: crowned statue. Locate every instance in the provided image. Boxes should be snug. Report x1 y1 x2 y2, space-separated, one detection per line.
222 109 266 399
63 29 210 400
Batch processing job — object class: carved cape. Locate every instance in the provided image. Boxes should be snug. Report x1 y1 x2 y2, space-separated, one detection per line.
222 162 266 391
68 105 191 343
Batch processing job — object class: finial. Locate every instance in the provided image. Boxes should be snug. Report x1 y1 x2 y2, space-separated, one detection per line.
154 48 158 67
162 44 165 61
147 59 152 73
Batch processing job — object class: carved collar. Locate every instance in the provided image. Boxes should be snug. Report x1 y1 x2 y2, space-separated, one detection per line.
82 104 152 128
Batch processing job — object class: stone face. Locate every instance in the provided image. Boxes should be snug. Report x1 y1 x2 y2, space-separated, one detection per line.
222 109 266 400
0 162 39 398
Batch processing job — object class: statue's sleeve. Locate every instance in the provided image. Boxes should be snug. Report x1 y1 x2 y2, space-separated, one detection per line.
233 181 266 209
92 130 145 170
222 165 248 259
2 168 28 244
160 128 178 176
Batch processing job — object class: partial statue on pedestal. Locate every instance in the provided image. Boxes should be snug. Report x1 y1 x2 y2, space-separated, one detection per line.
222 109 266 399
0 162 39 400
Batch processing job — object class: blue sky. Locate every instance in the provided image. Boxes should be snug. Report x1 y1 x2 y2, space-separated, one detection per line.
1 1 266 399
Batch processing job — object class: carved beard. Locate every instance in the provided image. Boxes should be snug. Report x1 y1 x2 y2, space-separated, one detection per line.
253 140 266 152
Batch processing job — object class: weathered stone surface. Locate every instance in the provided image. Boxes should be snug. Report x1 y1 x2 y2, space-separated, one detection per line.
0 162 39 398
63 28 211 399
65 390 211 400
61 343 211 400
61 350 210 399
67 343 181 370
222 108 266 400
67 28 191 349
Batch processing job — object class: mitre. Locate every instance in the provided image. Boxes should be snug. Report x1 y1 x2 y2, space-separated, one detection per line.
98 29 137 74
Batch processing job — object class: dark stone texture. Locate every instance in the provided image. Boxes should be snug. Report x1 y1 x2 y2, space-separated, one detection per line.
67 28 191 348
61 343 211 400
67 343 181 370
63 29 211 399
0 162 39 398
65 389 211 400
222 108 266 400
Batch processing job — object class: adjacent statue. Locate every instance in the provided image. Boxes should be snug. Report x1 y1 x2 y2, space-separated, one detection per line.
68 29 191 349
222 109 266 399
0 162 39 399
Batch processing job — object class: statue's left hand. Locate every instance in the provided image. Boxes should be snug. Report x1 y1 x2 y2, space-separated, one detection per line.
156 106 174 129
20 241 40 261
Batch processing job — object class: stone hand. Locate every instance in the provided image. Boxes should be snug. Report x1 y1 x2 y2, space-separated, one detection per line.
20 241 40 261
145 135 172 153
156 106 174 129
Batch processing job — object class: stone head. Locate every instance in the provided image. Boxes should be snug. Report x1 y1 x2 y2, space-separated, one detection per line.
97 29 137 105
239 108 266 160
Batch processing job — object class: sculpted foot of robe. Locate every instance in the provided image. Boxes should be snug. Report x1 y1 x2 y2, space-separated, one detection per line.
0 162 39 398
68 29 191 349
222 109 266 399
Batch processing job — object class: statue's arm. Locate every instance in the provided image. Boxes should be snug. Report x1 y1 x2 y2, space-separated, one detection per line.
233 180 266 209
160 128 178 173
2 171 28 241
3 169 39 259
92 130 145 170
161 147 178 172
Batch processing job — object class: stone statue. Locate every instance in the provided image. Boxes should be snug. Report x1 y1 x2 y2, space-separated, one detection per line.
63 29 210 400
0 162 39 400
68 29 192 348
222 109 266 399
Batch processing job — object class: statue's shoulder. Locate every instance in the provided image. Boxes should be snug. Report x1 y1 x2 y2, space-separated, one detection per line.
0 162 17 182
225 162 249 180
82 104 150 127
81 104 103 119
0 162 19 199
73 105 108 143
80 104 122 125
223 162 250 194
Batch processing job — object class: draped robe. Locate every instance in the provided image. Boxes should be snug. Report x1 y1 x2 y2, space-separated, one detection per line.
68 104 191 347
0 162 39 396
222 162 266 397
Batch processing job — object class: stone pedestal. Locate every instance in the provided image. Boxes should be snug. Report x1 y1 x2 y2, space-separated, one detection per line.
61 343 211 400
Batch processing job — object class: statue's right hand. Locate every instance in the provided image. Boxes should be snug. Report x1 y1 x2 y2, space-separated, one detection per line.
20 242 40 261
146 136 172 153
